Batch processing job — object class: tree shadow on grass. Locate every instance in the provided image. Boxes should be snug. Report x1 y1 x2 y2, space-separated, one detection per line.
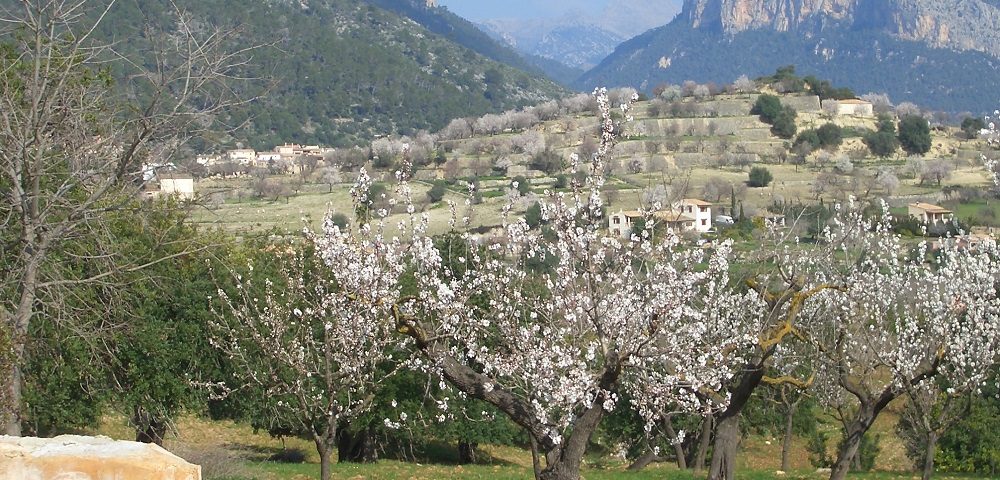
380 438 520 467
221 438 519 468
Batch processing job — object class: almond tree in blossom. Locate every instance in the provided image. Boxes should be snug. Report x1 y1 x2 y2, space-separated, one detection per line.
384 89 764 480
706 264 836 480
209 191 411 480
792 203 1000 480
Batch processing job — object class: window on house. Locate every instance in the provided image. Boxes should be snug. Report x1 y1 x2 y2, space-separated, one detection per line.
613 217 620 225
701 219 707 226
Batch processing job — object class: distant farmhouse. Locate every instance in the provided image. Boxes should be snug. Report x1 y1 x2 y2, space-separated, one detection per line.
609 199 713 237
908 202 953 225
143 172 195 200
822 98 874 117
196 143 333 174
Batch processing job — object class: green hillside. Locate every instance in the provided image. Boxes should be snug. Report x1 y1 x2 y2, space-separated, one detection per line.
79 0 567 149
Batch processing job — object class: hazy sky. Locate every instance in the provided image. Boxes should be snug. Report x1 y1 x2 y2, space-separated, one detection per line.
438 0 620 21
436 1 683 38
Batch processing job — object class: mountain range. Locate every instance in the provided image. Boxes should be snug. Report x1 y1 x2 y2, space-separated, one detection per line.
475 0 681 71
577 0 1000 114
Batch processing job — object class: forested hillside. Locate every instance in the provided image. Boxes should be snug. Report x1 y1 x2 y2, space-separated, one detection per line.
77 0 566 149
359 0 541 74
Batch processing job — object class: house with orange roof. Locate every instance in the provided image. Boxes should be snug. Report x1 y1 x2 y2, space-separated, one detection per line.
608 198 713 237
908 202 953 225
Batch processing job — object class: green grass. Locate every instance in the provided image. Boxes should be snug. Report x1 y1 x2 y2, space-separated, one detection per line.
952 200 1000 226
241 460 989 480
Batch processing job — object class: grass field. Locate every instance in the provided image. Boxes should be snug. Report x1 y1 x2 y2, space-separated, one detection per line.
82 413 992 480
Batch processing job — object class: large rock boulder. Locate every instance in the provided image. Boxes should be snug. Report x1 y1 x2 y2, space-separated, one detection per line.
0 435 200 480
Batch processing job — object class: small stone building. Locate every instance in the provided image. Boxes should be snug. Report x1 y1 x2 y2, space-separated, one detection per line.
822 99 874 117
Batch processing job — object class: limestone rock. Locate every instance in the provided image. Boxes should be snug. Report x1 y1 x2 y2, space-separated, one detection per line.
680 0 1000 58
0 435 200 480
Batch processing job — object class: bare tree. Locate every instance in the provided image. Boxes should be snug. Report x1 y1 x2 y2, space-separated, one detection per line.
320 165 342 193
861 93 893 115
702 177 733 202
895 102 922 118
0 0 258 434
920 159 954 186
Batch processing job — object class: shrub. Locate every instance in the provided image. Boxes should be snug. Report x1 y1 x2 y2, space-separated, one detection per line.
938 392 1000 474
329 212 350 230
794 129 821 153
554 174 568 189
961 116 986 139
864 131 899 158
898 115 932 155
530 148 565 174
427 180 448 203
807 430 832 468
512 176 530 196
748 166 773 187
770 107 797 139
875 114 896 134
525 202 542 229
816 123 843 149
751 94 783 123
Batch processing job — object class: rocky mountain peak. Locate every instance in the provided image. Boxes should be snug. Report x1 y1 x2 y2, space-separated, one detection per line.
682 0 857 32
680 0 1000 57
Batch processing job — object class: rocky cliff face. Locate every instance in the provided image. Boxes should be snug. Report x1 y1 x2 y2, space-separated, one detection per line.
681 0 1000 57
683 0 857 32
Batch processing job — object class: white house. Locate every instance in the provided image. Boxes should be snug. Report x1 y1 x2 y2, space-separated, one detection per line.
908 202 953 225
255 152 281 167
676 199 713 232
195 154 220 166
276 143 303 157
226 149 256 165
157 173 196 200
609 199 714 238
608 210 698 238
609 210 641 238
821 99 874 117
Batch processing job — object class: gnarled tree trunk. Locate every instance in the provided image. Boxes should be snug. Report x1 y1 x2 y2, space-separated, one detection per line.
337 427 376 463
458 441 478 464
133 407 167 446
315 432 336 480
830 404 877 480
921 431 938 480
781 400 799 471
709 368 764 480
693 414 713 474
708 412 740 480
